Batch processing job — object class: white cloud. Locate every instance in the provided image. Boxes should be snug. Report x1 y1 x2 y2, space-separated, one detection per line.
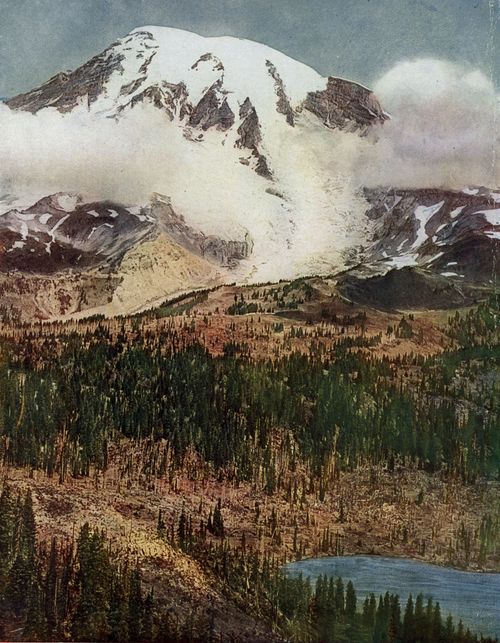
0 57 498 283
358 58 500 189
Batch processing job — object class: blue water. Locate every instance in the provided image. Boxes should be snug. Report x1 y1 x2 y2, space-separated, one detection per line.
286 556 500 639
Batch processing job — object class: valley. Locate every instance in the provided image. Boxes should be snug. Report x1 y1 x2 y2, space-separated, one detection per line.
0 16 498 643
0 277 497 641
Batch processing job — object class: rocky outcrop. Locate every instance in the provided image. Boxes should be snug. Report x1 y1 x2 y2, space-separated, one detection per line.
7 26 389 144
191 52 224 72
266 60 295 126
0 191 252 275
188 80 235 131
0 195 154 274
119 76 147 97
7 31 159 113
126 82 192 121
151 195 251 267
364 187 500 283
0 271 121 321
7 48 125 113
236 98 262 148
235 98 272 179
0 191 252 319
6 71 73 112
252 151 272 179
302 77 388 133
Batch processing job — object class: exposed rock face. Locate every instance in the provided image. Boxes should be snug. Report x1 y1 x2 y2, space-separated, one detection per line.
302 77 388 132
8 48 122 113
266 60 295 126
252 151 273 179
191 52 224 72
6 71 72 112
237 98 262 149
235 98 272 179
0 192 250 275
7 31 159 113
126 82 191 121
364 188 500 283
6 25 498 319
0 271 121 321
6 27 389 187
108 233 222 317
0 191 251 319
150 195 251 267
0 194 154 274
188 80 235 131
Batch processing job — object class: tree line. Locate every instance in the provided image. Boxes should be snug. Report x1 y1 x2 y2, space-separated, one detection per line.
0 321 497 483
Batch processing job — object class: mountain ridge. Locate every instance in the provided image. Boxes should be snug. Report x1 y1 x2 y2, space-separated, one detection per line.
1 26 499 320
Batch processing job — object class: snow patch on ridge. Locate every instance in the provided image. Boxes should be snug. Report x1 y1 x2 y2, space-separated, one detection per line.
412 201 444 249
477 209 500 226
55 194 79 212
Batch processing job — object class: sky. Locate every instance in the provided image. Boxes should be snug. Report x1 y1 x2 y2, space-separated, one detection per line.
0 0 498 97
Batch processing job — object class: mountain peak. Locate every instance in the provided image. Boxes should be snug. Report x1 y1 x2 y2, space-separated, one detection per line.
6 25 386 133
1 25 402 314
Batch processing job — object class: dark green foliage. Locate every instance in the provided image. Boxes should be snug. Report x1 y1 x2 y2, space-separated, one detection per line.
396 316 414 339
0 299 497 639
345 580 356 620
0 318 497 482
272 573 495 643
227 296 259 315
445 296 499 349
209 499 225 538
0 502 164 642
0 482 495 642
72 523 113 641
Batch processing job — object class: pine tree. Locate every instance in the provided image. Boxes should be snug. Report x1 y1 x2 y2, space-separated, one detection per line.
388 595 401 642
445 613 455 639
6 554 31 615
71 524 111 641
345 580 356 621
157 509 166 537
403 594 414 641
108 576 129 642
211 499 225 538
177 508 187 547
142 589 154 642
127 567 143 642
432 602 442 642
334 576 345 615
44 538 58 637
414 593 425 641
362 594 376 628
20 490 36 563
23 576 47 641
0 485 16 575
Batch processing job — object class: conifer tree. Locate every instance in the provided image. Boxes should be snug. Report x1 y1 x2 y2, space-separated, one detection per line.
403 594 414 641
345 580 356 621
127 567 143 642
44 538 58 637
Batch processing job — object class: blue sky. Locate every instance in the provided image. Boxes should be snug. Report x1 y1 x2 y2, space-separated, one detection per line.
0 0 498 96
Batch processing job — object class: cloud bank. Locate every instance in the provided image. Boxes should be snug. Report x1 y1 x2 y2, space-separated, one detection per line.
359 58 499 189
0 57 498 218
0 104 175 205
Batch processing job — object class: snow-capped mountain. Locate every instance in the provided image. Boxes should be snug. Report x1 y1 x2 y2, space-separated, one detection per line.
7 25 387 199
7 26 387 129
1 26 499 319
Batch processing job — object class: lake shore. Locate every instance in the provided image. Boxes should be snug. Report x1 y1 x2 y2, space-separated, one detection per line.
285 555 500 638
